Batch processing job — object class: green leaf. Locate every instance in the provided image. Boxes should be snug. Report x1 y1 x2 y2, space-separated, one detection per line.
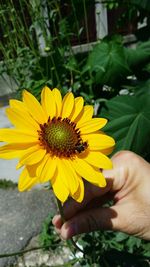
130 0 150 11
115 232 128 242
134 79 150 97
125 40 150 71
101 95 150 157
86 39 130 86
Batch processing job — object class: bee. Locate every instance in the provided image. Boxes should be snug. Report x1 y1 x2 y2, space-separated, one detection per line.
75 141 88 153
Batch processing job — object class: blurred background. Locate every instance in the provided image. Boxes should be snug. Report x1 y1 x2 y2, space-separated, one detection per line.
0 0 150 159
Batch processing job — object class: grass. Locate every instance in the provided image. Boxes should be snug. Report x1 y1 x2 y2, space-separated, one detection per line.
0 179 17 189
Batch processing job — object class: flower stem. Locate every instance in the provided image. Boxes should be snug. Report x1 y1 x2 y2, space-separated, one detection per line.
0 245 49 258
56 198 84 254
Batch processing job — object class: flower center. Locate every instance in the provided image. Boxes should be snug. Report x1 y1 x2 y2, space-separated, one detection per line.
38 117 88 158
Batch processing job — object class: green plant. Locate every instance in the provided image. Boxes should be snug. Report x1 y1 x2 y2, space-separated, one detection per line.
39 215 150 266
0 179 17 189
39 213 61 250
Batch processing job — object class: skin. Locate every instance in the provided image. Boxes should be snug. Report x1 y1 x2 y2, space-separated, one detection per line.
52 151 150 240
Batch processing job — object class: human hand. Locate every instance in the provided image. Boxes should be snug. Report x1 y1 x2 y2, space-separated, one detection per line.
52 151 150 240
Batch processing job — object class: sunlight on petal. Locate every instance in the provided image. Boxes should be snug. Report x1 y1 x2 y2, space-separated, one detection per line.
9 99 27 110
70 97 84 121
23 90 47 123
0 143 38 159
41 86 56 119
52 88 62 117
82 133 115 150
79 151 113 169
80 118 107 134
51 168 69 203
18 167 38 191
0 129 38 143
71 157 106 187
76 105 94 126
61 159 79 195
72 175 84 203
39 155 57 182
61 92 75 118
17 145 46 168
6 107 39 131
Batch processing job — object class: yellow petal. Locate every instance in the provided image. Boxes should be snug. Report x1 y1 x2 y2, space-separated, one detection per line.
76 105 94 126
100 147 114 155
23 90 47 124
60 159 79 195
39 155 57 183
61 92 74 118
0 129 38 143
82 133 115 150
80 118 107 134
36 153 49 178
17 145 46 168
79 151 113 169
41 86 56 119
6 107 39 131
72 175 84 203
18 167 38 191
51 168 69 203
9 99 27 110
71 157 106 187
26 164 37 178
52 88 62 116
70 97 84 121
56 160 70 190
0 143 37 159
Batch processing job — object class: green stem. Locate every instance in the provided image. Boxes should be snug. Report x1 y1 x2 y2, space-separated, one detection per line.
0 248 78 266
83 0 90 44
55 1 74 57
56 198 84 254
50 53 61 87
71 0 81 45
0 245 50 258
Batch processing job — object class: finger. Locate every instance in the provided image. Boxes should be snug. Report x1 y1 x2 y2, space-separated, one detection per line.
59 205 121 240
62 180 112 220
52 191 114 232
52 214 62 229
54 226 61 235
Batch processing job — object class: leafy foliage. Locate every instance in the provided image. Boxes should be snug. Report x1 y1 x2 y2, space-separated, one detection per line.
86 38 130 87
0 179 17 189
125 41 150 77
79 231 150 266
39 216 150 266
131 0 150 11
101 95 150 158
39 213 61 250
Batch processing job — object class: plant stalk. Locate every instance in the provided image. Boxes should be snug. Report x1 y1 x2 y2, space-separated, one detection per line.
56 197 84 254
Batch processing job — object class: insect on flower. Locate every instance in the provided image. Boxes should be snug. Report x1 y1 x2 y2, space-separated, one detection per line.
75 141 88 153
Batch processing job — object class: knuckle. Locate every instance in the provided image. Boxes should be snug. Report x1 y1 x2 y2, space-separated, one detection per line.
112 150 141 167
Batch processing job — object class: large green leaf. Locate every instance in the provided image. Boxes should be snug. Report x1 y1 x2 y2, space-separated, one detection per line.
125 40 150 71
86 39 130 86
134 79 150 97
101 95 150 157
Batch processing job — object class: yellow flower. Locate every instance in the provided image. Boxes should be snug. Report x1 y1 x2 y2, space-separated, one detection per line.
0 87 115 203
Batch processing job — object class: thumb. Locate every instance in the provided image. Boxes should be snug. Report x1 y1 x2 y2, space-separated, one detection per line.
59 205 121 239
